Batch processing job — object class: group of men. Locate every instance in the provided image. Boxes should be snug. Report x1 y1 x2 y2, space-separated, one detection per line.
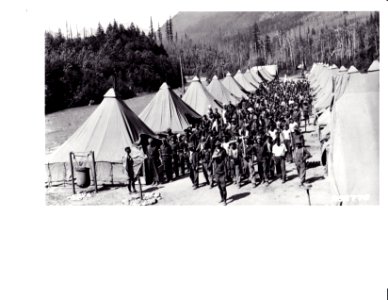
129 79 313 205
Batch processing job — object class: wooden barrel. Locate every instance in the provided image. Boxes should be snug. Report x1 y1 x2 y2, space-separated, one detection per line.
75 167 91 188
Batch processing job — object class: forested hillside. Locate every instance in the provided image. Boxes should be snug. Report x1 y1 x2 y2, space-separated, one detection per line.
45 12 379 114
45 21 181 114
159 11 379 78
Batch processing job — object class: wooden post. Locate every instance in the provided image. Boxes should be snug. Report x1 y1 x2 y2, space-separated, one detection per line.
69 152 76 194
90 151 98 194
138 174 143 201
306 188 311 206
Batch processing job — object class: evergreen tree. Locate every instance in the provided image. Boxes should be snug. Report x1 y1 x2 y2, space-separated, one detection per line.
149 17 155 40
165 19 170 42
157 23 163 44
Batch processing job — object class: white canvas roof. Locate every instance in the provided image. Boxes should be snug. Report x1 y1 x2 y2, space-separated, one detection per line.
182 76 222 115
47 88 155 164
368 60 380 72
234 70 256 93
221 72 249 100
139 82 201 133
207 75 240 106
243 70 261 88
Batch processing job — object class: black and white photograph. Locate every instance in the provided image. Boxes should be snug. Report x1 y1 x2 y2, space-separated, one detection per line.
44 11 379 205
1 1 388 300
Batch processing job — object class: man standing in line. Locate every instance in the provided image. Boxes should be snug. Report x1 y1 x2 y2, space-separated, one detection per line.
188 142 199 189
160 137 173 183
262 136 273 186
294 140 312 186
229 141 242 188
146 138 160 186
272 134 287 183
170 135 180 180
254 135 265 185
245 138 257 188
282 123 292 162
212 141 228 206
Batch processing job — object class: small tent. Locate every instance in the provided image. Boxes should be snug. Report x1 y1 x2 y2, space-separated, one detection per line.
182 76 222 115
250 67 264 83
221 72 249 100
234 70 256 93
257 66 275 82
46 88 157 185
139 82 202 133
243 70 261 88
207 75 239 106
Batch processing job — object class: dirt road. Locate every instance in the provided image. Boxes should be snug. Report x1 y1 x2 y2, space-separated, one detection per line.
46 120 333 206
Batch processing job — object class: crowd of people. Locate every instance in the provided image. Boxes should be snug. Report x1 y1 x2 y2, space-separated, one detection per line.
126 79 314 205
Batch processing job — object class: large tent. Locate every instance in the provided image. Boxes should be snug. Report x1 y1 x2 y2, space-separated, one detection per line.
234 70 256 93
328 60 379 204
243 70 261 88
207 75 240 106
182 76 222 115
46 88 156 185
139 82 202 133
221 72 249 100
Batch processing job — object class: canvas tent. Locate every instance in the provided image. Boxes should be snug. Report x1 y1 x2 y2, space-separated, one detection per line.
221 72 249 100
257 66 274 82
46 88 157 185
243 70 261 88
264 65 278 77
250 67 264 83
328 60 379 204
207 75 240 106
139 82 201 133
182 76 222 115
234 70 256 93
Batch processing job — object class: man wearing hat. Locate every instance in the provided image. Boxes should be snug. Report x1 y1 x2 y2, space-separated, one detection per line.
293 140 312 186
123 146 137 194
212 141 228 205
188 142 199 189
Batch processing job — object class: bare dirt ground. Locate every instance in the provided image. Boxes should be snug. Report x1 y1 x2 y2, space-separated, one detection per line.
46 114 334 205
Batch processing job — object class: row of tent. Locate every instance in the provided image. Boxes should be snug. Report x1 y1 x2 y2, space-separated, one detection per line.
45 65 278 185
308 60 379 204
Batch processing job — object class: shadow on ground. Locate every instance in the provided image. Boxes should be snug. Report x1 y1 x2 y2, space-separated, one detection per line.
227 192 251 204
305 175 325 184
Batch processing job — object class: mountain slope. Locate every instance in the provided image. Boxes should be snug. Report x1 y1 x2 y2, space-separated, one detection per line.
163 11 370 44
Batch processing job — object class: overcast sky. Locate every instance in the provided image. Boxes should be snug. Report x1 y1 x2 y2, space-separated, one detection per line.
35 0 178 34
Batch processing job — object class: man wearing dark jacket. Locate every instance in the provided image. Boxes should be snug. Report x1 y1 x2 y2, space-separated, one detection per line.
212 141 228 205
188 142 199 189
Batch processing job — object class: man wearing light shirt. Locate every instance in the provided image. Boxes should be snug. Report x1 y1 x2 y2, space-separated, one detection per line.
282 124 292 162
272 135 287 183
